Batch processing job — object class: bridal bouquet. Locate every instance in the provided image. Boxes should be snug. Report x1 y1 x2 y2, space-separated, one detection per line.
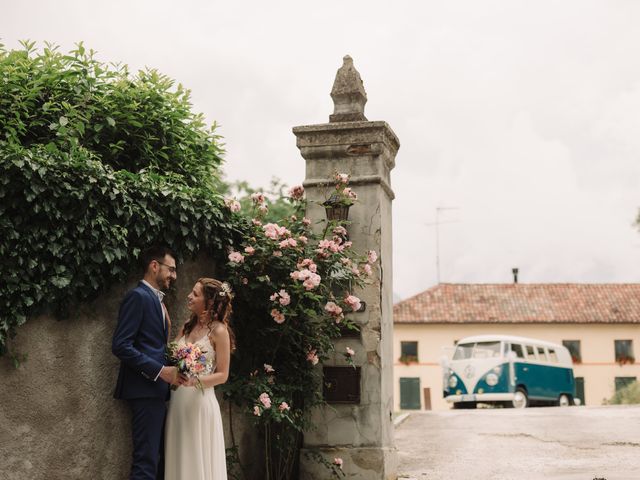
167 342 212 393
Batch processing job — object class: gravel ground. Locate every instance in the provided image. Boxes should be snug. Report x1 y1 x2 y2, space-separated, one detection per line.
395 405 640 480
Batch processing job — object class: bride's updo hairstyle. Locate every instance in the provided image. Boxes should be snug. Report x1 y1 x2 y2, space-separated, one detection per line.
184 277 236 351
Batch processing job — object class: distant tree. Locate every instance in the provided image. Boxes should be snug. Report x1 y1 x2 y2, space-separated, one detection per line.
224 177 298 222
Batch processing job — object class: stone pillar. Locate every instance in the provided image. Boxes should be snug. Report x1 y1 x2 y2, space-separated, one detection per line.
293 56 399 480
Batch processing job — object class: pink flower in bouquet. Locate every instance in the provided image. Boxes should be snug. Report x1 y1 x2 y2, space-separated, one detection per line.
242 277 249 285
341 257 352 266
333 458 343 469
298 235 308 245
367 250 378 263
168 342 212 392
302 217 312 226
264 363 275 374
335 173 349 184
324 302 343 316
253 406 261 416
244 246 255 255
251 192 266 204
279 402 290 412
351 266 360 276
343 241 353 249
346 347 355 357
252 218 262 226
291 215 297 221
259 392 272 409
345 295 362 312
272 250 283 257
228 251 245 263
363 264 372 276
288 185 305 200
271 309 285 324
224 197 241 213
258 204 269 215
306 349 319 365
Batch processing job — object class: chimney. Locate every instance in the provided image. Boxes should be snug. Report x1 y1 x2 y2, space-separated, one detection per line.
512 268 519 284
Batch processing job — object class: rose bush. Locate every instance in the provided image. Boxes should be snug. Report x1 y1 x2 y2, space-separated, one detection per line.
220 180 377 479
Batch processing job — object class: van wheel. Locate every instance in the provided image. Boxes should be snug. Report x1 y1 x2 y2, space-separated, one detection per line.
512 388 528 408
558 394 571 407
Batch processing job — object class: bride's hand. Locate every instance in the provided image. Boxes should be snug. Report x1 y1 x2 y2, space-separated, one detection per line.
184 377 198 387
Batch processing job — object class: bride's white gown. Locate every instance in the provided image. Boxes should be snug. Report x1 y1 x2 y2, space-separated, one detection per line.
165 335 227 480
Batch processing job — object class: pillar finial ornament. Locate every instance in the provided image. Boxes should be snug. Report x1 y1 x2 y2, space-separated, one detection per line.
330 55 368 123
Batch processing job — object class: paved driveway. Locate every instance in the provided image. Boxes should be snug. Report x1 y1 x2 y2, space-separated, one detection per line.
395 405 640 480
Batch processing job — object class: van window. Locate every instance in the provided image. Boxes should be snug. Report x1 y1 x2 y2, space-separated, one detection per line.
548 349 558 363
453 343 473 360
510 343 525 358
537 347 548 361
472 342 501 358
525 345 536 360
453 341 501 360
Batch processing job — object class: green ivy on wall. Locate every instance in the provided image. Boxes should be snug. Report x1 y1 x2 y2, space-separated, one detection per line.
0 42 244 355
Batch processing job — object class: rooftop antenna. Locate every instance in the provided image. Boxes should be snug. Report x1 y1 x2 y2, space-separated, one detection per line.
425 207 459 284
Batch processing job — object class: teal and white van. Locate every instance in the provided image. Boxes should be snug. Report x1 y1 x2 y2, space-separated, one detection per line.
442 335 578 409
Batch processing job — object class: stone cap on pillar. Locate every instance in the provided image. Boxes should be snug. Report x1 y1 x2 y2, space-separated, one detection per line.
330 55 368 123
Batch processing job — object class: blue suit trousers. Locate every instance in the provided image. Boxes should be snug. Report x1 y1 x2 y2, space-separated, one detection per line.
128 398 167 480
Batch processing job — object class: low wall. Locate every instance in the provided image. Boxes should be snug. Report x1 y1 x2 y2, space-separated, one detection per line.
0 256 262 479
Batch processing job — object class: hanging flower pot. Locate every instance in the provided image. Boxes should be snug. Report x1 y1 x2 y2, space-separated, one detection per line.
322 194 352 221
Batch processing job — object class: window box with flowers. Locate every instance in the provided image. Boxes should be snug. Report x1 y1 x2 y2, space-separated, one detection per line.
615 340 635 366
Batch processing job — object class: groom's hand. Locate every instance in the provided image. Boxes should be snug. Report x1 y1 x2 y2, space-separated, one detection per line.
159 366 181 386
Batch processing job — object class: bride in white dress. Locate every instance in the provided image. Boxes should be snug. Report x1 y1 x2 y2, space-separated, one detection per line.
165 277 234 480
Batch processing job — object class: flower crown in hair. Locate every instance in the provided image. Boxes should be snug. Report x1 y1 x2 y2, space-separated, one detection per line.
219 281 233 298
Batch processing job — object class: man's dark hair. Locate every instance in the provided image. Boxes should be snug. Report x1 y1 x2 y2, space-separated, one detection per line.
139 245 175 273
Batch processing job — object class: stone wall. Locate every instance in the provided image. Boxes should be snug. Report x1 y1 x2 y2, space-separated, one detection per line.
0 256 261 479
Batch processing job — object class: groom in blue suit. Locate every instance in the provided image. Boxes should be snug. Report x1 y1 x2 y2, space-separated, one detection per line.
113 245 184 480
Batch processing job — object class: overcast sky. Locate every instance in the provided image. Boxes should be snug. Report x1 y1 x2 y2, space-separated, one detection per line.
4 1 640 300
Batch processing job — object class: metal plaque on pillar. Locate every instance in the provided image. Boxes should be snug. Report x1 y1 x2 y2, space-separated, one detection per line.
323 366 361 404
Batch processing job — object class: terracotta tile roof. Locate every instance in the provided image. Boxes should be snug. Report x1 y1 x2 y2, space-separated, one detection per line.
393 284 640 324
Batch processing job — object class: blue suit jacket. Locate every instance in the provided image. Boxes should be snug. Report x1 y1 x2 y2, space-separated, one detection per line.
112 282 170 400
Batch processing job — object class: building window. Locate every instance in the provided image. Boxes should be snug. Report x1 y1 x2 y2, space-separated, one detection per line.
400 341 418 364
615 377 637 392
562 340 581 364
614 340 635 365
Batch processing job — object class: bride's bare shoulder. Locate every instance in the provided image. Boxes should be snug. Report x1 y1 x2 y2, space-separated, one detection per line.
208 321 230 341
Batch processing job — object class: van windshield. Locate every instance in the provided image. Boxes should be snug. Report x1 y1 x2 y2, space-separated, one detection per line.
453 341 502 360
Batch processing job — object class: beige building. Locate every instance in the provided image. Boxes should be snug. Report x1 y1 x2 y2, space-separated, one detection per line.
393 283 640 411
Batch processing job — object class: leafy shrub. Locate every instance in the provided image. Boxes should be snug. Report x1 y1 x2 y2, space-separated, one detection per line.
0 41 223 187
220 187 375 479
608 381 640 405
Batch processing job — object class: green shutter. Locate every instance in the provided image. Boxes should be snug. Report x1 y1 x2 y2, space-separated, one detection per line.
400 377 421 410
